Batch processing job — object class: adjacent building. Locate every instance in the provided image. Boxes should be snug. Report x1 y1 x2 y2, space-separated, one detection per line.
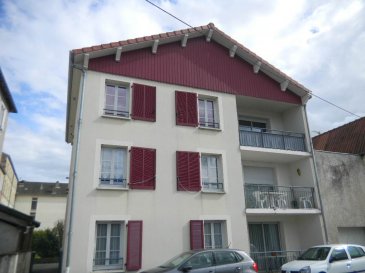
313 117 365 245
63 23 326 273
0 153 19 207
14 181 68 229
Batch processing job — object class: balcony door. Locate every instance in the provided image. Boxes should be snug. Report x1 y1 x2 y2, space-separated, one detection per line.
248 223 282 271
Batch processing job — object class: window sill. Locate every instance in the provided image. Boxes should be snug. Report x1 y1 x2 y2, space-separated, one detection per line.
96 186 129 191
102 114 131 120
201 190 225 194
198 126 221 131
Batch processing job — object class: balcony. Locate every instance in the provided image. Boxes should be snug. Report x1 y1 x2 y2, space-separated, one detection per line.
239 127 306 152
245 184 317 211
250 251 301 273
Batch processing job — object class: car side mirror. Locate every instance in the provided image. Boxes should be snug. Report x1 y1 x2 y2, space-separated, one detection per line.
181 266 192 272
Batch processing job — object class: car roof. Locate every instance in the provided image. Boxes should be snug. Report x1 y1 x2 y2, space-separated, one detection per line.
310 244 365 248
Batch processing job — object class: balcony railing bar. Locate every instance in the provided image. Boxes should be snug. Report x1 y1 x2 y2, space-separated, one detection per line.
104 109 129 117
199 120 220 129
244 184 315 209
99 178 127 187
202 181 224 191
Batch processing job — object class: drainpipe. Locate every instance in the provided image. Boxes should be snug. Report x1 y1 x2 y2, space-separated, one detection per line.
65 63 87 273
303 104 329 244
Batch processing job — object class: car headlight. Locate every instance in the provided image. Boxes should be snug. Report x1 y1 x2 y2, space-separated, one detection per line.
299 266 311 273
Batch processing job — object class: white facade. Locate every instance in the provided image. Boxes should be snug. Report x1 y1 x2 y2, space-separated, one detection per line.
63 25 326 273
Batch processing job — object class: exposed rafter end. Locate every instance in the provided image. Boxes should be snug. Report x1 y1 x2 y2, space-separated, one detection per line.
181 34 189 47
229 45 237 58
115 47 123 62
253 61 262 74
83 53 89 69
206 29 213 42
152 39 159 54
280 80 289 91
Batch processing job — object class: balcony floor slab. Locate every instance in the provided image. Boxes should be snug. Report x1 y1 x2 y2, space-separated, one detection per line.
245 208 321 215
240 146 311 162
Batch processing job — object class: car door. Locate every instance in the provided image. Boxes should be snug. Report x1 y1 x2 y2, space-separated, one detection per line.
180 251 215 273
213 250 244 273
327 247 351 273
347 246 365 272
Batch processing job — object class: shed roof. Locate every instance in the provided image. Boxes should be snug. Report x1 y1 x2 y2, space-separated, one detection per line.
312 117 365 155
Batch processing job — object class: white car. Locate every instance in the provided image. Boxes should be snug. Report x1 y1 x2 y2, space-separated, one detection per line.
281 244 365 273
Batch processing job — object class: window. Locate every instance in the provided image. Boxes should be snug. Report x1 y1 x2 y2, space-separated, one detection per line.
330 248 349 262
100 146 127 188
204 221 224 249
184 252 214 270
201 155 223 192
347 246 365 259
31 197 38 211
94 222 124 270
199 98 219 129
104 83 129 117
30 212 36 218
214 251 239 265
239 119 267 132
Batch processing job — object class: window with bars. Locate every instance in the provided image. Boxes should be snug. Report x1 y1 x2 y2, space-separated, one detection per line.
100 146 127 187
31 197 38 211
94 222 124 270
204 221 224 249
104 83 129 117
199 98 219 129
201 155 223 192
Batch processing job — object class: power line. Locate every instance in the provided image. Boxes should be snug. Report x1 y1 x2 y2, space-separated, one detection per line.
144 0 362 119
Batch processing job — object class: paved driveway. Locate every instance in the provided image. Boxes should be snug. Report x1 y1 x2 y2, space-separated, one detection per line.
32 263 59 273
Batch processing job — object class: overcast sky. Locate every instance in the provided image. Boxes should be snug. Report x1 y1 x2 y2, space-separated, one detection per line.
0 0 364 182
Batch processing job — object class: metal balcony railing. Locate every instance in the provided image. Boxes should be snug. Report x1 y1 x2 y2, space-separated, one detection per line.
250 251 302 272
245 184 315 209
202 181 224 192
93 257 124 269
104 108 129 117
239 127 306 152
99 178 127 188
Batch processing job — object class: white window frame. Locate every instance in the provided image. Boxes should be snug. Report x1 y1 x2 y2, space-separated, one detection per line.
0 104 6 130
203 221 227 249
100 146 128 188
93 221 124 271
198 95 220 129
103 81 130 119
201 154 224 192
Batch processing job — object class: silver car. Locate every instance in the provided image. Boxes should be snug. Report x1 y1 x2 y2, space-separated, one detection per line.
141 249 258 273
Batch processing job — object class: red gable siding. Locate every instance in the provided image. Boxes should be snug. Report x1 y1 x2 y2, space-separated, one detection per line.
88 37 301 104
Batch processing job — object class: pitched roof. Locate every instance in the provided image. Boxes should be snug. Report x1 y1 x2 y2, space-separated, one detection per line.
16 181 68 197
0 67 17 113
312 117 365 155
71 23 311 98
0 203 40 227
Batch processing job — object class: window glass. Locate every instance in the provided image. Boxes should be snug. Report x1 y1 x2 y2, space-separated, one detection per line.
331 248 349 261
298 247 331 261
94 222 123 269
348 246 365 259
31 197 38 210
184 252 214 269
201 155 223 192
239 120 266 132
100 147 127 187
104 84 129 117
198 98 219 128
214 251 237 265
204 222 223 249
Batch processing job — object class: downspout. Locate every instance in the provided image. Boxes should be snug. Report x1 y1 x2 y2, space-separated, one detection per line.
65 64 87 273
303 104 329 244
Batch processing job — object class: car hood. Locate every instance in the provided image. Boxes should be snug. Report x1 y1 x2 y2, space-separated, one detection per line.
281 260 326 271
140 266 175 273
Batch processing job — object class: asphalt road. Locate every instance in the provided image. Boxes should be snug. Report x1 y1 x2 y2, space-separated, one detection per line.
32 263 59 273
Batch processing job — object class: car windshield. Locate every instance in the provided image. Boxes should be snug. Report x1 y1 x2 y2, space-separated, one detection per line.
160 252 194 268
298 247 331 261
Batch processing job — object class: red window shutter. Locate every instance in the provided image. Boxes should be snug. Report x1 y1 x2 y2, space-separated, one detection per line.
130 147 156 190
132 83 156 122
126 220 143 271
190 220 204 250
176 151 201 191
175 91 198 126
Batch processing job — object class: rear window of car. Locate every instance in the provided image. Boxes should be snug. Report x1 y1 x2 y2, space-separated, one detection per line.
348 246 365 259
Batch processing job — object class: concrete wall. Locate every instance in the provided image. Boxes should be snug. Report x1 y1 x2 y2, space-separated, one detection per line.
315 151 365 244
14 195 66 229
0 252 32 273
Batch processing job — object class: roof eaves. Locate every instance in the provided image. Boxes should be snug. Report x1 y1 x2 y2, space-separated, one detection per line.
0 67 17 113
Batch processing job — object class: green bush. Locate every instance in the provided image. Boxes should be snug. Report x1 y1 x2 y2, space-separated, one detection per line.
32 220 64 259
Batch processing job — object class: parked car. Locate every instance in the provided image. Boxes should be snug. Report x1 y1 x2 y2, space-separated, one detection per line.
281 244 365 273
141 248 258 273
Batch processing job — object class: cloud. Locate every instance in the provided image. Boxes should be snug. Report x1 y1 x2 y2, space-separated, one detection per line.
1 0 364 180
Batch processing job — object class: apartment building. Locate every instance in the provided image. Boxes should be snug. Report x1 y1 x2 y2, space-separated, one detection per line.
14 180 68 229
0 153 19 208
63 23 326 273
313 117 365 246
